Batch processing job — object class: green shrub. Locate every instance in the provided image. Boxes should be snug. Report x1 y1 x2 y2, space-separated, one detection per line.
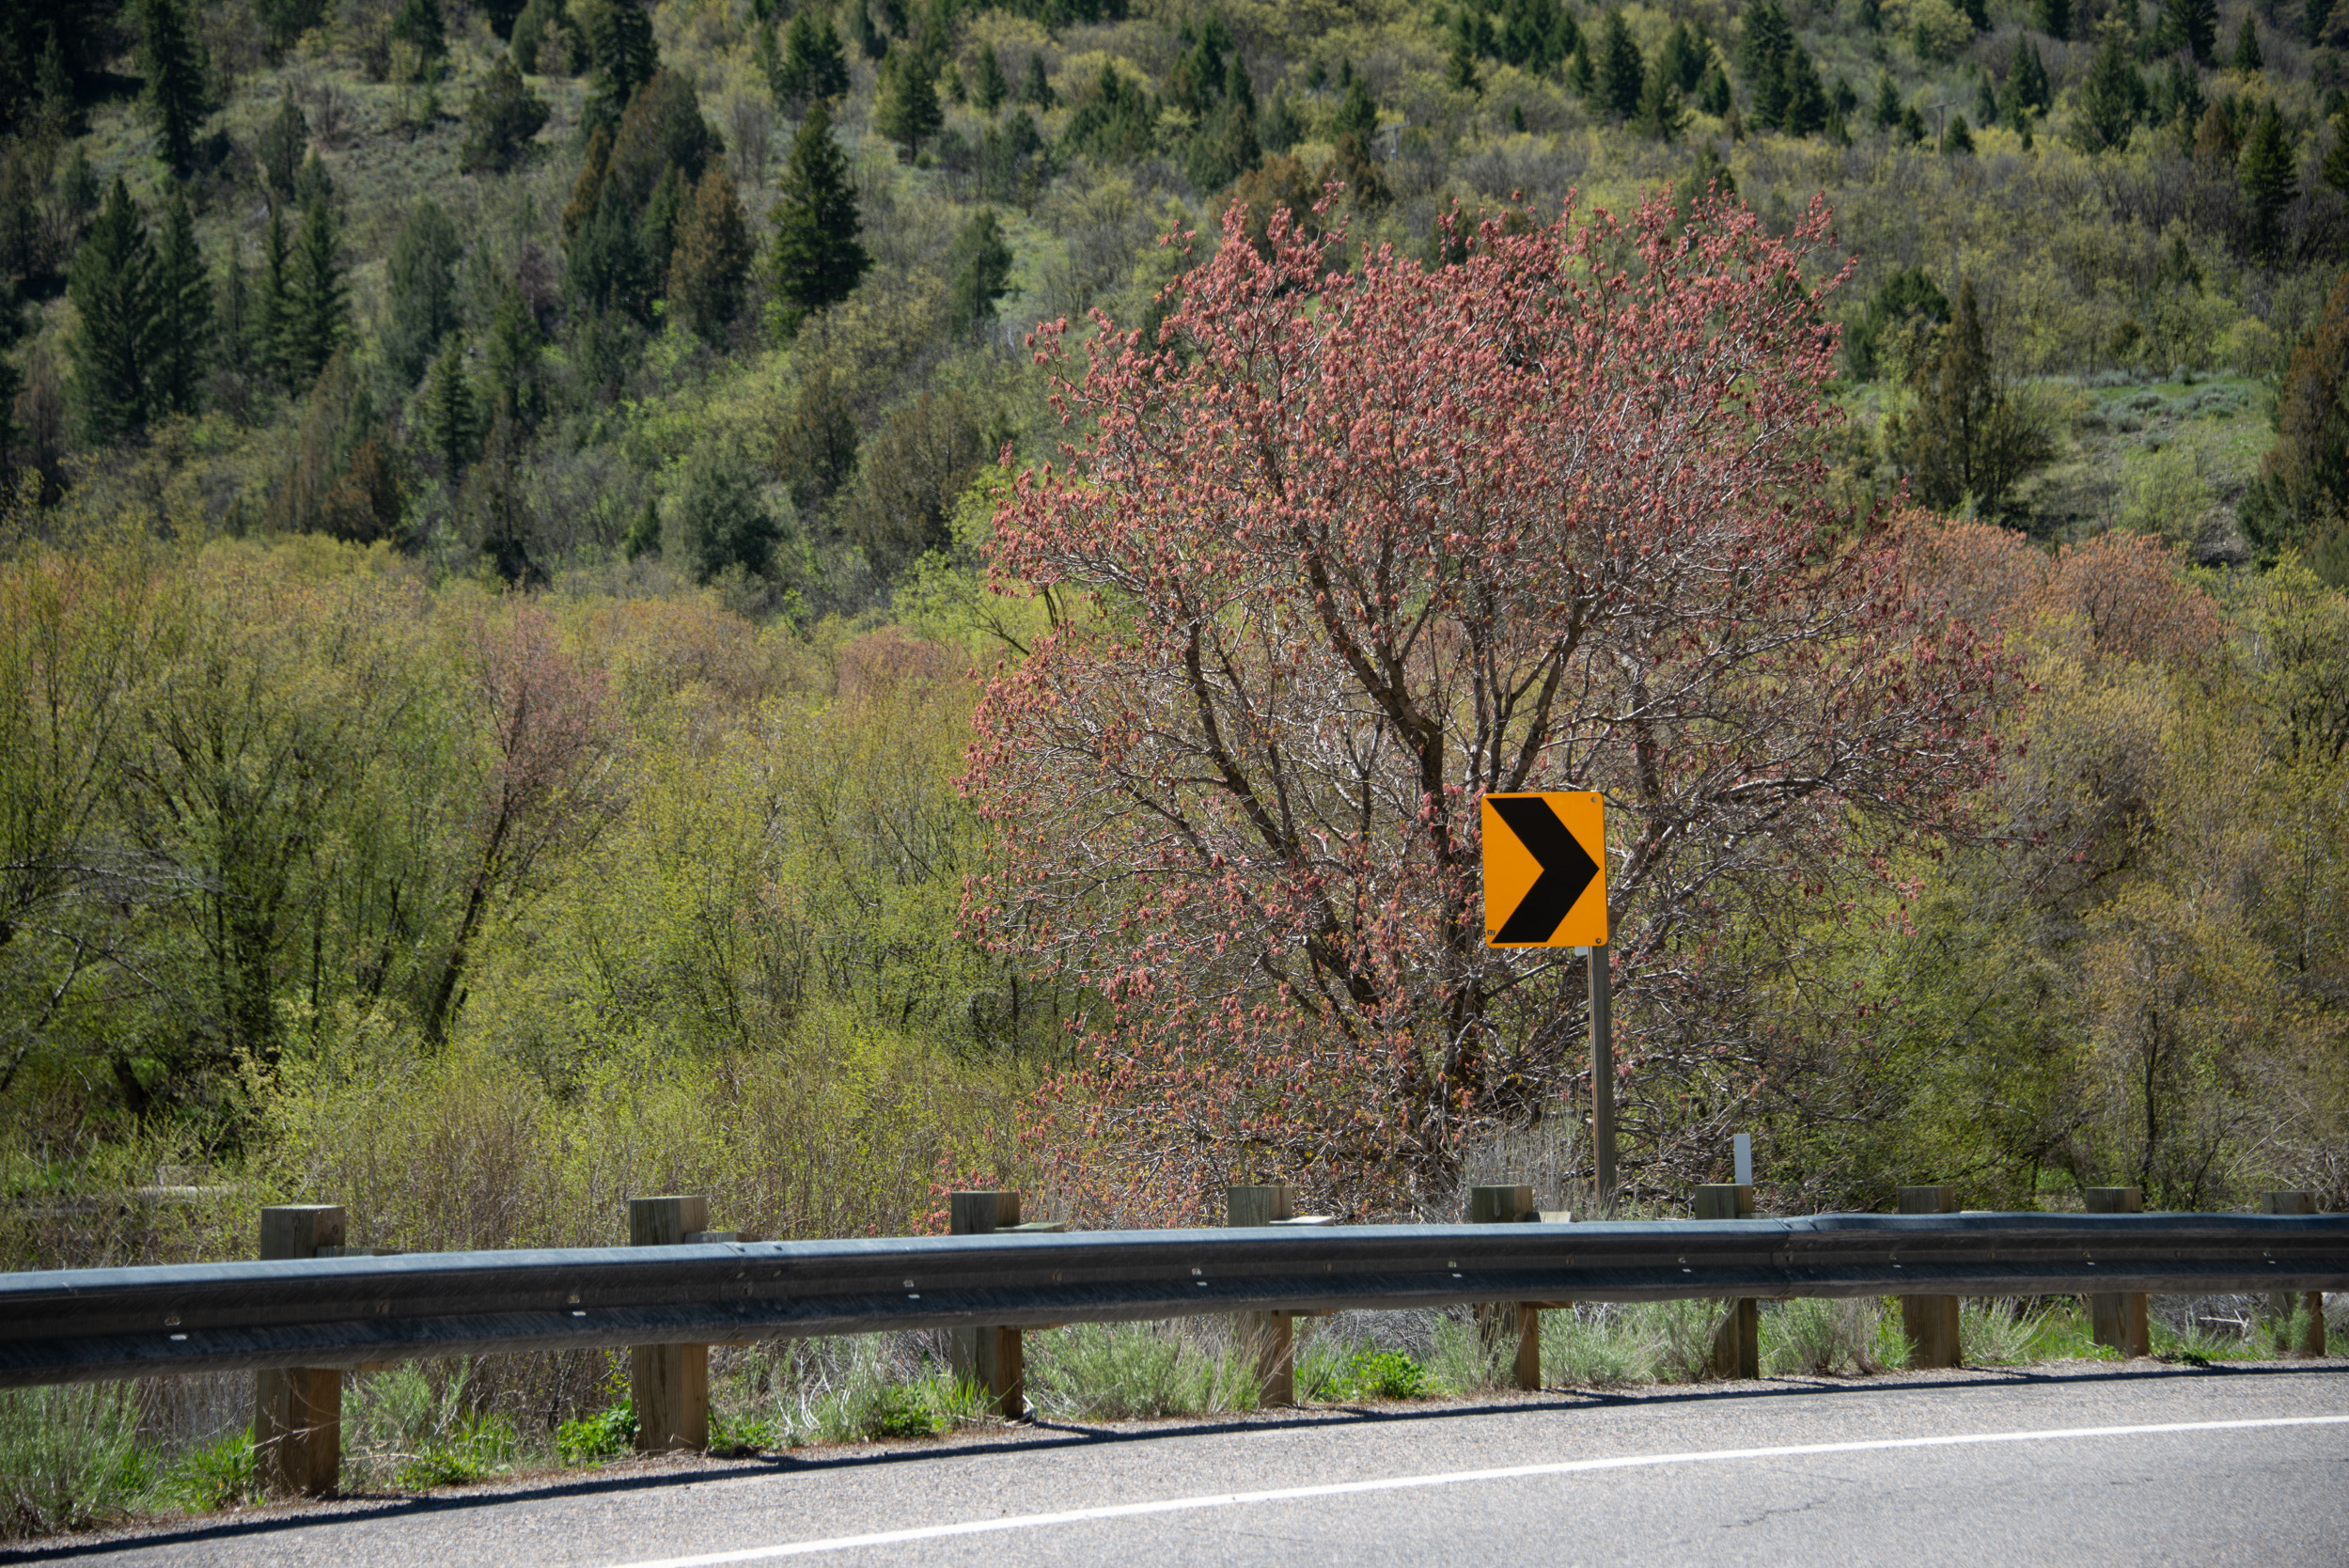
1339 1348 1430 1400
1027 1322 1258 1419
157 1429 256 1513
556 1403 637 1465
0 1385 157 1539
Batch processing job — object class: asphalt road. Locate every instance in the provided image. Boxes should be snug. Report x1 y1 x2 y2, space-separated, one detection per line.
24 1360 2349 1567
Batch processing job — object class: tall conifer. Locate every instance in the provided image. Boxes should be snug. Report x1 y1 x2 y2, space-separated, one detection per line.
136 0 206 177
66 179 153 441
150 187 211 416
768 102 869 339
281 190 348 384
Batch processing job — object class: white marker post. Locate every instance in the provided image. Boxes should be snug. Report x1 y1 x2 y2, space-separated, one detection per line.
1733 1134 1753 1188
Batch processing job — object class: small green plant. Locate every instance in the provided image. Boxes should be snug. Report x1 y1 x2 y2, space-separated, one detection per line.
392 1416 519 1490
556 1403 637 1465
866 1383 947 1439
158 1429 256 1513
0 1385 159 1538
1764 1297 1884 1376
1339 1349 1430 1400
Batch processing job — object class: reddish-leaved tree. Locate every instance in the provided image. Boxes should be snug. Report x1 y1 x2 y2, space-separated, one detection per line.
964 194 2009 1222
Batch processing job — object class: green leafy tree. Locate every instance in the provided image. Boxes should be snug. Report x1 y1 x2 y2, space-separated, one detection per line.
460 54 549 172
2240 274 2349 563
1888 280 2054 513
946 208 1013 336
1188 55 1261 188
767 102 869 339
773 12 850 114
280 190 348 385
2034 0 2071 39
973 44 1008 112
383 200 462 385
65 179 153 442
1846 265 1950 380
584 0 656 134
676 446 781 582
1065 64 1156 161
255 0 329 55
669 165 752 343
639 163 688 282
2238 102 2297 260
136 0 207 177
150 187 209 416
2074 24 2147 152
420 332 479 479
1330 73 1378 142
873 48 944 161
258 94 307 196
509 0 571 71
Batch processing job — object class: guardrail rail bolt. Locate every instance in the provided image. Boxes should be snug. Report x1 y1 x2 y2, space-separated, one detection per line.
1469 1184 1543 1390
1694 1183 1759 1379
255 1204 346 1497
629 1195 711 1451
2264 1191 2326 1356
948 1191 1027 1420
2083 1186 2150 1357
1228 1184 1300 1405
1897 1185 1964 1369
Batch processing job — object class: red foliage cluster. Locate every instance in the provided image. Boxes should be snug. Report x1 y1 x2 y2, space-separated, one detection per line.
964 193 2012 1222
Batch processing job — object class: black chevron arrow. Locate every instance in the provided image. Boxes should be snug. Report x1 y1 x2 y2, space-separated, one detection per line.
1488 796 1600 944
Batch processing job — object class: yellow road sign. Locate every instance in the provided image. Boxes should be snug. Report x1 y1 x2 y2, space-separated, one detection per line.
1481 792 1607 948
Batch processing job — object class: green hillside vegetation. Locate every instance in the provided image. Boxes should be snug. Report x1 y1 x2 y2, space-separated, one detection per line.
0 0 2344 1278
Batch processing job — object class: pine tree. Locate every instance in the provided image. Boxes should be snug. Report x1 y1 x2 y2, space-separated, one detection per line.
258 93 307 196
567 174 647 317
669 165 751 342
2163 0 2219 62
421 332 479 479
946 207 1014 335
280 189 347 384
773 12 850 114
391 0 447 73
768 101 869 339
873 48 943 160
136 0 207 177
1019 52 1055 108
639 163 688 282
584 0 656 134
973 44 1008 112
2034 0 2071 39
676 446 780 583
2238 102 2298 260
2239 274 2349 558
1873 70 1902 129
483 281 543 428
383 199 462 385
217 243 255 379
65 179 154 442
1597 12 1645 120
150 186 210 416
1890 280 2053 512
1946 112 1976 152
1635 64 1686 140
562 127 612 246
1781 44 1828 133
2323 111 2349 196
2005 38 2052 118
2232 14 2263 69
460 54 549 172
2074 25 2146 152
258 201 292 383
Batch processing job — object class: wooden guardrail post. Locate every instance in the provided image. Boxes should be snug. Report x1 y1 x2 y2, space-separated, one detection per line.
2084 1185 2150 1356
1694 1183 1758 1378
1897 1185 1963 1369
629 1194 710 1451
1468 1184 1543 1389
1229 1184 1300 1404
255 1205 345 1497
2265 1191 2326 1356
948 1190 1027 1419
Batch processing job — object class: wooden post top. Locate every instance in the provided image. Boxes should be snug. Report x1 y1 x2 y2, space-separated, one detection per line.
949 1190 1020 1234
2085 1186 2144 1215
1694 1184 1755 1220
1898 1185 1959 1215
259 1205 346 1261
1469 1184 1536 1224
1227 1184 1295 1226
629 1195 709 1246
2264 1191 2317 1215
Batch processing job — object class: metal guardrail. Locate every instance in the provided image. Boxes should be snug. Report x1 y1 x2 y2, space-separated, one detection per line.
1 1212 2342 1389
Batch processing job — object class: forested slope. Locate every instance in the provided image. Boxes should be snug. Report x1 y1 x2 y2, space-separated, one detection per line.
0 0 2344 1251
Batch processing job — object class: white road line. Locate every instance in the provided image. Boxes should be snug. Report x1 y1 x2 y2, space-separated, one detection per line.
605 1412 2349 1567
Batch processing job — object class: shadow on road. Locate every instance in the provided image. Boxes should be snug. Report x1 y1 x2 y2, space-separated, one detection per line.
15 1356 2342 1561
